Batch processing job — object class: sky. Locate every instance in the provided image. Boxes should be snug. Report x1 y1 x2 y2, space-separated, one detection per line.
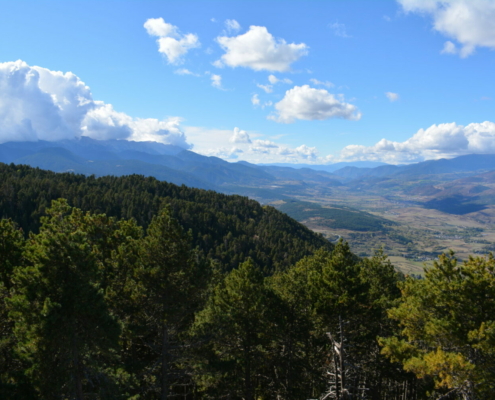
0 0 494 165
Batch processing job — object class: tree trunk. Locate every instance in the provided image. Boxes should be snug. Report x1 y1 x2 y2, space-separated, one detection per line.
72 331 84 400
161 323 169 400
244 336 253 400
339 315 346 400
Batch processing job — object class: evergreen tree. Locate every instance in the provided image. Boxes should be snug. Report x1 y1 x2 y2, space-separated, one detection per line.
193 259 276 400
380 251 495 399
272 243 406 400
0 219 35 398
269 249 334 399
121 208 204 399
9 200 121 399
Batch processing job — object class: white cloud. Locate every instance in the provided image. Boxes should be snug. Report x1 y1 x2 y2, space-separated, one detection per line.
256 75 292 94
310 78 335 88
174 68 197 75
338 121 495 164
329 22 351 38
211 74 222 88
398 0 495 57
441 40 457 54
268 74 279 84
225 19 241 33
201 146 244 159
250 139 318 160
184 125 318 163
268 74 292 85
269 85 361 123
0 60 191 148
144 17 200 64
127 116 189 146
251 94 260 106
257 84 273 93
215 26 308 72
230 127 251 144
252 139 278 149
292 144 318 159
385 92 400 102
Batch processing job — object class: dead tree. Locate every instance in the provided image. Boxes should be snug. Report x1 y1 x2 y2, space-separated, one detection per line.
320 315 367 400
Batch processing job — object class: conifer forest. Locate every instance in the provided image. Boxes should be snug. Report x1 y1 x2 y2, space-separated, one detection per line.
0 164 494 400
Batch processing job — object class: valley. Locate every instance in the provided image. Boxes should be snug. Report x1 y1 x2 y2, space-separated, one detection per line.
271 188 495 275
3 138 495 275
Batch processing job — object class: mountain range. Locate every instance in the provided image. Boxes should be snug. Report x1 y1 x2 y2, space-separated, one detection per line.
3 138 495 216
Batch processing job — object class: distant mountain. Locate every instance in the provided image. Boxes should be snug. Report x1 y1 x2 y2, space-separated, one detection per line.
13 146 214 190
260 161 388 173
332 165 400 180
0 139 342 198
331 154 495 215
333 154 495 181
5 139 495 216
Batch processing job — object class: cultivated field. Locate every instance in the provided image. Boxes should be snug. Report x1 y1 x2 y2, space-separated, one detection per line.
275 189 495 275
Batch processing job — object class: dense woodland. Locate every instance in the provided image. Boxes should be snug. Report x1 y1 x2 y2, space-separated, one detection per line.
276 200 395 232
0 163 494 399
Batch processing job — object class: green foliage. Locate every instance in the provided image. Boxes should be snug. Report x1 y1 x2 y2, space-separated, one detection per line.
7 162 491 398
380 251 495 399
277 200 396 232
192 259 278 400
121 208 206 398
0 219 36 398
0 163 332 272
269 242 406 399
9 200 122 399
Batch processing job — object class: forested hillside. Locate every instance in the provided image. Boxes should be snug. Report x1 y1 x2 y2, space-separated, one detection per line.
0 163 331 272
0 163 494 399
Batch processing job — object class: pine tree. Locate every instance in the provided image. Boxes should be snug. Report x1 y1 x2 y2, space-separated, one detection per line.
193 259 276 400
0 219 35 398
121 207 204 399
380 251 495 399
9 200 121 399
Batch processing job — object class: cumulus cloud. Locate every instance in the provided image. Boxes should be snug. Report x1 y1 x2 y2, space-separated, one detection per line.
225 19 241 33
268 74 292 85
251 94 260 106
256 74 292 94
310 78 334 88
269 85 361 123
215 26 308 71
0 60 191 148
385 92 400 102
211 74 222 88
257 84 273 93
338 121 495 164
144 17 200 64
398 0 495 57
201 146 244 159
185 126 318 163
259 142 317 160
441 40 457 54
230 127 251 144
250 139 318 160
268 75 279 84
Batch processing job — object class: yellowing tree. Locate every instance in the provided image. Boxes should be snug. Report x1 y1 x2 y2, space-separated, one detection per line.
380 252 495 400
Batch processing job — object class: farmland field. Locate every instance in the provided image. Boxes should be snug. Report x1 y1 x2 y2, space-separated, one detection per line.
271 189 495 275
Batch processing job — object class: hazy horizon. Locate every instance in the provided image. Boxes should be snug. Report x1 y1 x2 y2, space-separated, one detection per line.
1 0 494 166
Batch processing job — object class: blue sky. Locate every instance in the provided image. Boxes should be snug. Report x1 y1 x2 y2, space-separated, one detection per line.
0 0 494 164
